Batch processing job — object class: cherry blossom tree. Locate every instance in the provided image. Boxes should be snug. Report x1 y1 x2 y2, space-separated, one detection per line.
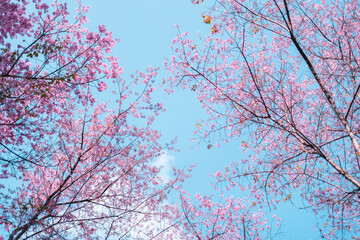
0 0 119 167
0 1 185 239
167 0 360 238
174 190 281 240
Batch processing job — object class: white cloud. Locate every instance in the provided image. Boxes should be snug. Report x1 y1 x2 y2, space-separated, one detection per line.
153 151 175 182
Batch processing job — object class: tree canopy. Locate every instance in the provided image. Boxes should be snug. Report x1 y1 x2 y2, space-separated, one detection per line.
1 0 360 239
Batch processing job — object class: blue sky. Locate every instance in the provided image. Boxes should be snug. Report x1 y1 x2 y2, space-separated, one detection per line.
86 1 321 239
